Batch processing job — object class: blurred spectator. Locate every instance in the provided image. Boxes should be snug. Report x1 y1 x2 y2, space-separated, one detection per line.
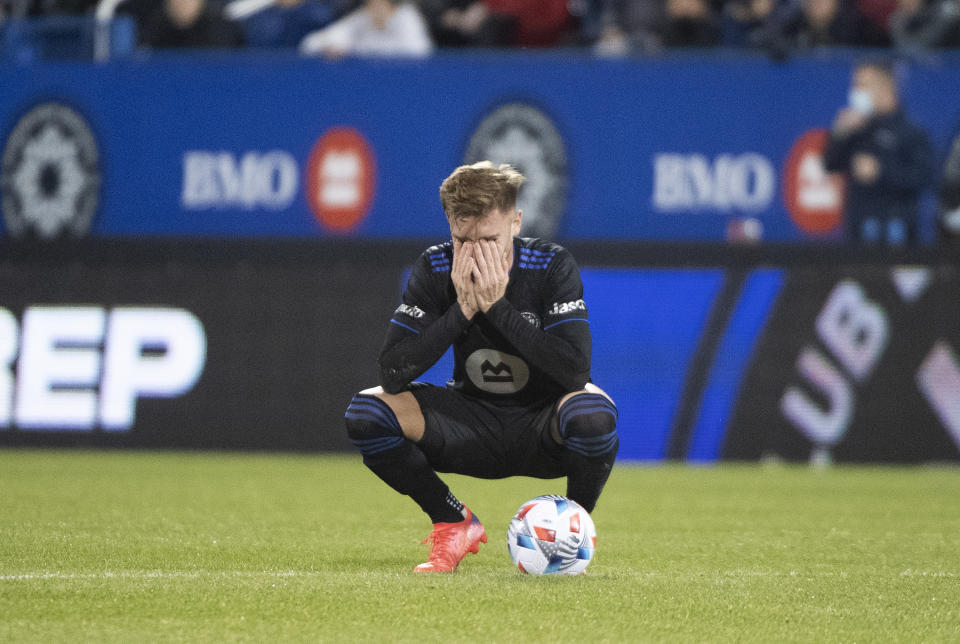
823 61 934 246
45 0 97 12
660 0 721 47
423 0 574 48
299 0 432 57
889 0 960 53
236 0 339 49
857 0 897 37
114 0 158 32
768 0 883 49
143 0 245 49
589 0 663 55
799 0 873 46
481 0 575 47
939 134 960 245
721 0 776 47
2 0 98 15
418 0 514 47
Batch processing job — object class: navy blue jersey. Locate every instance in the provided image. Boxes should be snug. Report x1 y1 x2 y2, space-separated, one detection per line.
379 237 592 407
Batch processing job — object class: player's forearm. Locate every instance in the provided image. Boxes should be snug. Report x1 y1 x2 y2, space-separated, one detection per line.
484 299 591 392
377 305 471 393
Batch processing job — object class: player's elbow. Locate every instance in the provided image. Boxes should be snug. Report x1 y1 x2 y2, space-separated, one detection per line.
563 372 590 393
377 358 408 395
379 378 406 396
558 355 591 392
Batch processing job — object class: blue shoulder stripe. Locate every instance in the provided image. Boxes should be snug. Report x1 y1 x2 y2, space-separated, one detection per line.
517 247 556 270
428 249 452 273
518 248 556 258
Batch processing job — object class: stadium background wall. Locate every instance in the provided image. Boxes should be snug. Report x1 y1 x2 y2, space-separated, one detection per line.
1 240 958 464
3 52 960 243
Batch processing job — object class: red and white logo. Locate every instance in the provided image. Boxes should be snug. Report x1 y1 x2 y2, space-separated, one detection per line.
305 127 376 233
783 129 845 236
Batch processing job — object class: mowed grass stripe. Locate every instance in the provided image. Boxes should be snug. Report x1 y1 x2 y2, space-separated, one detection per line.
1 450 958 643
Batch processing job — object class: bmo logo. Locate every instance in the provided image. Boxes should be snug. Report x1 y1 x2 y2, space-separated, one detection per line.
179 126 377 233
653 153 775 212
783 129 845 235
0 307 206 431
181 150 298 210
305 127 376 232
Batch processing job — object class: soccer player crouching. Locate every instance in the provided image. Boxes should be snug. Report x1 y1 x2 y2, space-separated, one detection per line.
344 162 618 573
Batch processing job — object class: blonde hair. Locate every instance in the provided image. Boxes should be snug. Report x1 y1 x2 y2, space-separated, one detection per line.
439 161 525 221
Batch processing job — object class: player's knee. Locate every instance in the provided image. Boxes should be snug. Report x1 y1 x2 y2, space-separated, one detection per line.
558 393 618 458
344 392 405 456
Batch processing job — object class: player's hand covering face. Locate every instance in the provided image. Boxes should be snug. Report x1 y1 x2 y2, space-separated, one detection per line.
452 241 480 320
449 208 520 318
471 239 510 313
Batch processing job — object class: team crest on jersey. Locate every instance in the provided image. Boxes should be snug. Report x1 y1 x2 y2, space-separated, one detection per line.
465 349 530 394
520 311 541 328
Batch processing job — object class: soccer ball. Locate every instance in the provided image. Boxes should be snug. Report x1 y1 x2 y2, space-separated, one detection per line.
506 495 596 575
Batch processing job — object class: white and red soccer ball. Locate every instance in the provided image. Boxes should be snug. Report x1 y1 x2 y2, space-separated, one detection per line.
506 495 596 575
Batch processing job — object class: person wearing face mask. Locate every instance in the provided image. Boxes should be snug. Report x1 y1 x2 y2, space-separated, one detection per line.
939 133 960 247
823 61 935 246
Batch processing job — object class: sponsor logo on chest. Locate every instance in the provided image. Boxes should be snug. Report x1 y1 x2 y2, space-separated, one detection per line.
465 349 530 394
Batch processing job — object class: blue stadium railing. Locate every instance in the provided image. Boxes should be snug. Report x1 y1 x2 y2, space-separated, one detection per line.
0 15 137 63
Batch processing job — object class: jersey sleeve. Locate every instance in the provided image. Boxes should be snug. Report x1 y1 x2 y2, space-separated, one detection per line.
484 247 592 392
823 128 855 173
878 125 934 192
377 249 471 394
541 249 591 333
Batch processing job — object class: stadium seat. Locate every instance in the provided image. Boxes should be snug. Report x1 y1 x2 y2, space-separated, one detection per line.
0 15 136 63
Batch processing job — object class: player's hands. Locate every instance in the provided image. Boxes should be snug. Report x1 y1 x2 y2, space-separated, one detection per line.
452 241 479 320
471 239 510 313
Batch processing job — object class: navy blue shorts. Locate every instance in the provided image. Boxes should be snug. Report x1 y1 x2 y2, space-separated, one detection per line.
408 383 565 480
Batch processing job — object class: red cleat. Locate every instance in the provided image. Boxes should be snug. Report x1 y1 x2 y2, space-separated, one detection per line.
413 508 487 573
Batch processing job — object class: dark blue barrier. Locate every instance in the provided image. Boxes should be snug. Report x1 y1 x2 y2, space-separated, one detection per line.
0 16 136 63
2 52 960 242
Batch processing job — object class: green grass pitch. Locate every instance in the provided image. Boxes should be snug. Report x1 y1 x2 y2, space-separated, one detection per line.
1 450 958 642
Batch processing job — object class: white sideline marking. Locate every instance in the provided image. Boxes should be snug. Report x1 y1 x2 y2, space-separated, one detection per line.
0 570 315 581
4 569 955 582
